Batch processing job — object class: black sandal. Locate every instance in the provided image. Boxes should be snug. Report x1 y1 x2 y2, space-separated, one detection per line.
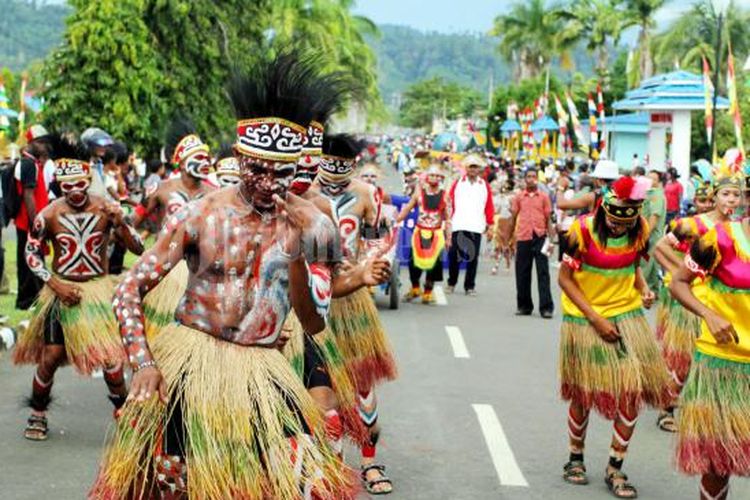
361 464 393 495
563 460 589 485
605 469 638 498
656 412 677 433
24 414 48 441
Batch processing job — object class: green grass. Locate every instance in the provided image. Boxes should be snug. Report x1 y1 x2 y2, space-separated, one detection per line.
1 238 148 329
1 240 31 328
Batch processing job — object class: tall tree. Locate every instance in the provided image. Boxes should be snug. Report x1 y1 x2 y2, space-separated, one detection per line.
399 77 482 129
490 0 573 81
653 0 750 76
42 0 168 152
556 0 634 80
624 0 670 84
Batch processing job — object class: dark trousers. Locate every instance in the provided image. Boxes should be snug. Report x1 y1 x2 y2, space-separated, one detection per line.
109 241 126 275
409 255 443 291
515 234 553 314
448 230 481 291
16 227 44 310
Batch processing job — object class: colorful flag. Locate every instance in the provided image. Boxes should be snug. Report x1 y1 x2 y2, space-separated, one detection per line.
597 83 606 154
727 43 745 157
18 74 28 140
587 93 598 155
554 94 571 154
702 55 714 146
0 78 10 135
565 91 586 151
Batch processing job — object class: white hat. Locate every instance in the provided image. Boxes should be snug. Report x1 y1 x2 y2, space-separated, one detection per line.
591 160 619 180
462 154 486 168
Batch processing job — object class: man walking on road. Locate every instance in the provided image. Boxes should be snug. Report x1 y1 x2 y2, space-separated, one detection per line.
447 154 494 296
509 167 555 318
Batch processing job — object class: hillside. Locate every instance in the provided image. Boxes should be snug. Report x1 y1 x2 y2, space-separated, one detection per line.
0 0 70 71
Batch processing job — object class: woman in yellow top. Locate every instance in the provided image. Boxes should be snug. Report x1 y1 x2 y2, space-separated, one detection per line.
558 175 670 499
653 180 740 433
670 178 750 500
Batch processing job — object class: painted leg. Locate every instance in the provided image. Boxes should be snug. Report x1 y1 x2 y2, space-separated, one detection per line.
103 362 128 417
606 404 639 498
359 388 392 494
25 345 65 441
563 402 590 485
309 386 343 458
155 453 187 500
700 473 730 500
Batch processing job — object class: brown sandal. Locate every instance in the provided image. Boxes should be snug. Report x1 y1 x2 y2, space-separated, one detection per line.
24 414 48 441
606 469 638 498
657 412 677 433
563 460 589 485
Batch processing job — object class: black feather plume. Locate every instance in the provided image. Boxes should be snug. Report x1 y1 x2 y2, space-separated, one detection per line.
216 143 235 161
322 133 366 160
164 117 198 164
47 132 88 161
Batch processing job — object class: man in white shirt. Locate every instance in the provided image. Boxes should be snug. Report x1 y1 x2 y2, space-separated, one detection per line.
446 154 495 295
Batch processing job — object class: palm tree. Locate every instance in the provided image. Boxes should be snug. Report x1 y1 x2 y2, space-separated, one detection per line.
556 0 635 79
490 0 572 81
624 0 670 84
653 0 750 76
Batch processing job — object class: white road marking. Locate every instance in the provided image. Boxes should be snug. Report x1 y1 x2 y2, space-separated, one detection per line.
91 369 103 379
445 325 470 358
433 285 447 305
472 404 529 487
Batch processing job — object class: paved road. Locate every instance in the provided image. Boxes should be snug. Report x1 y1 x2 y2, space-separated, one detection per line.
2 262 750 499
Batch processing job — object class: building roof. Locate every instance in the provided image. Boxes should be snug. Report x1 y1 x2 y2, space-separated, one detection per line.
605 112 649 134
530 115 559 132
499 119 522 133
613 71 729 111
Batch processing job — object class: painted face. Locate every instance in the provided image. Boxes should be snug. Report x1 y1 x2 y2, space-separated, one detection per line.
359 170 378 186
427 173 443 187
714 186 741 217
604 213 637 236
290 153 320 195
183 152 212 180
318 176 351 198
239 157 295 211
404 175 418 195
60 177 92 208
217 174 241 187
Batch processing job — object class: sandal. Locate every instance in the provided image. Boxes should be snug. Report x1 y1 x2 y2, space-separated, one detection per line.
656 411 677 433
605 469 638 499
563 460 589 485
361 464 393 495
24 414 49 441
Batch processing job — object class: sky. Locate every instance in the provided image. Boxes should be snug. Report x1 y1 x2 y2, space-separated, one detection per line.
352 0 750 35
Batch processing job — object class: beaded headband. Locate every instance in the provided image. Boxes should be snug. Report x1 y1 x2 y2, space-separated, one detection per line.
235 117 306 162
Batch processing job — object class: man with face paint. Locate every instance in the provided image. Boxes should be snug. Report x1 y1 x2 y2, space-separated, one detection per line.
92 52 358 499
558 175 669 498
285 115 393 462
133 121 215 232
397 163 452 304
652 169 741 434
13 134 144 441
310 134 398 495
213 145 241 188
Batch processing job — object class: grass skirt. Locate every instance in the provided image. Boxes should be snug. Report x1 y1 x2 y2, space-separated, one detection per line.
142 261 189 339
327 288 398 392
559 310 671 419
91 323 357 499
12 277 125 374
677 351 750 476
283 313 369 445
656 288 700 383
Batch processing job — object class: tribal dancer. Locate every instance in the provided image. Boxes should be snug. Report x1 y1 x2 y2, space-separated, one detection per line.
137 122 215 335
558 175 670 499
14 134 144 441
653 179 739 433
91 52 357 499
311 134 398 495
670 167 750 500
214 144 241 188
398 163 451 304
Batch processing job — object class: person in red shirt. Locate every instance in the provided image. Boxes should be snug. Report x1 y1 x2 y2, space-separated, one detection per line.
508 167 555 318
664 167 683 225
15 125 52 310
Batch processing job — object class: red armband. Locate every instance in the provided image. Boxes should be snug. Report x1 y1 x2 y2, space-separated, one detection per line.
684 254 707 279
562 253 582 271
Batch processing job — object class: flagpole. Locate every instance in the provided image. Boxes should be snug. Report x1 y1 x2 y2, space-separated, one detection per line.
710 11 723 160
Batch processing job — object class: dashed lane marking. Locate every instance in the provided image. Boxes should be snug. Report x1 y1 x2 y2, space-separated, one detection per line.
445 325 470 358
472 403 529 487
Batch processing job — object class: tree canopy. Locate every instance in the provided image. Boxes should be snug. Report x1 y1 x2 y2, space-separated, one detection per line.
399 77 483 130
